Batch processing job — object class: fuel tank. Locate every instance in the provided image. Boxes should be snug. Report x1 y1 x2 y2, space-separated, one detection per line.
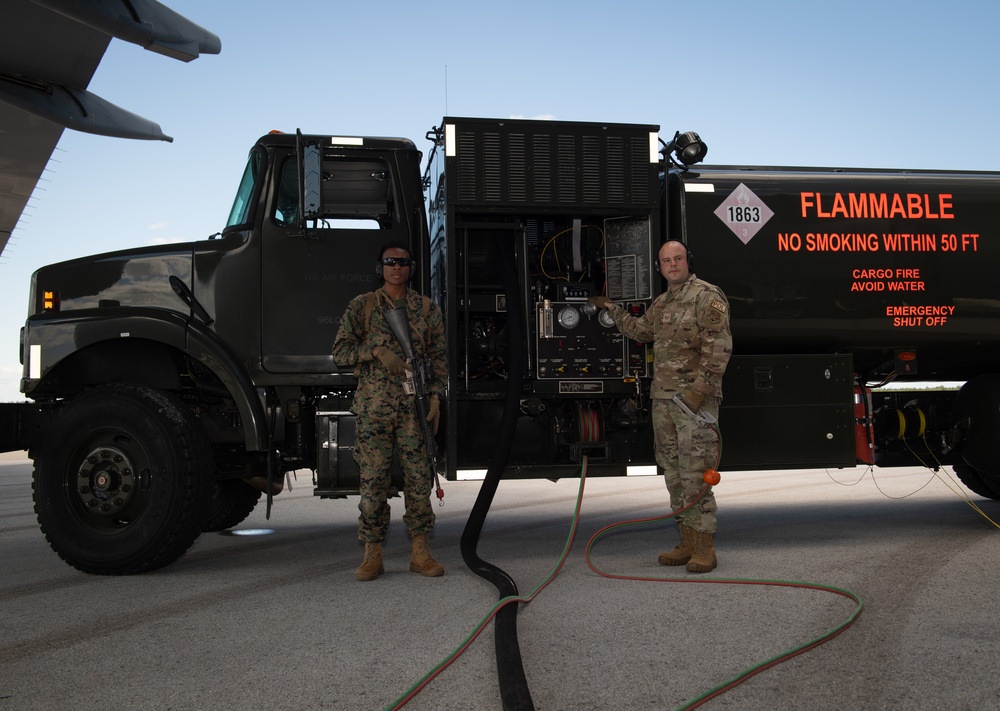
667 166 1000 380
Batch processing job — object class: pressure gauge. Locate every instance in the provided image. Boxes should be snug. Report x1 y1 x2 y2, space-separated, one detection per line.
598 309 615 328
557 306 581 329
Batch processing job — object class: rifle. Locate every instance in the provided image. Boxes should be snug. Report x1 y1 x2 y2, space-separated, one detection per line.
383 306 445 505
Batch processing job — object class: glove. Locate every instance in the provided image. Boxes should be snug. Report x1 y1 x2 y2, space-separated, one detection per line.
588 295 614 310
376 346 406 376
680 391 706 414
672 391 716 425
427 396 441 435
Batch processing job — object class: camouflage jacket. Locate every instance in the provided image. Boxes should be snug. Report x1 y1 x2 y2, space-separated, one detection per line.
609 274 732 400
332 287 447 418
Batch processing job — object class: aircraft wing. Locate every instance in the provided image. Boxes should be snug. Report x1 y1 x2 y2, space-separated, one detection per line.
0 0 221 256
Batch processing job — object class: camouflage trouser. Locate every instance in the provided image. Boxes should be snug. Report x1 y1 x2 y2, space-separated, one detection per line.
354 410 435 543
651 396 721 533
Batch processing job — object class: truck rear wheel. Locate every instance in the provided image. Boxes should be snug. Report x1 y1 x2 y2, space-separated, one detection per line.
203 479 262 532
953 463 1000 500
32 384 214 574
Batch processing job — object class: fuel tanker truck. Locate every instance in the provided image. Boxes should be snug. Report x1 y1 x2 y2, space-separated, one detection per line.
3 116 998 574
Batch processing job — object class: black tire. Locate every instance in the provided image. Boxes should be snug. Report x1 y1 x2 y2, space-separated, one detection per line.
32 384 214 574
954 463 1000 500
203 479 262 532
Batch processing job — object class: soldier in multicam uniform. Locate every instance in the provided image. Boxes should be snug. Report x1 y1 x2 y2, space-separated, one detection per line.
590 240 732 573
332 242 448 581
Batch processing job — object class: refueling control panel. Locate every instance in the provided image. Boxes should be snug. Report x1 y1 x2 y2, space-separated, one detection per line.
536 299 648 383
534 213 654 386
536 298 620 378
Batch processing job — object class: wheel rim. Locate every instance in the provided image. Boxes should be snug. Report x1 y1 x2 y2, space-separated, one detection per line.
68 430 153 532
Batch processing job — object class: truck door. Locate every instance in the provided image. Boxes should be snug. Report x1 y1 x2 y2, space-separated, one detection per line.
260 152 411 374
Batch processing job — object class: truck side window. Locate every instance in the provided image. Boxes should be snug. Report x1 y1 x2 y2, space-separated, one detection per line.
320 158 396 228
226 151 261 228
273 155 397 230
274 159 298 226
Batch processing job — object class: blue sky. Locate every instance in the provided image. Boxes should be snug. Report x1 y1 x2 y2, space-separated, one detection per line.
1 0 998 400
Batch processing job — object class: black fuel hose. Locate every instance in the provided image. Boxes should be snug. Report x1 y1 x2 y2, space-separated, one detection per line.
459 232 533 711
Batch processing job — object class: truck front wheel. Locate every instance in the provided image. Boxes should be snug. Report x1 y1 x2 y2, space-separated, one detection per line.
32 384 214 574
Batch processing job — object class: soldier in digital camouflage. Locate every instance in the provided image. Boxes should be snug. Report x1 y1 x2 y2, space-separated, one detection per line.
332 241 448 581
590 240 732 573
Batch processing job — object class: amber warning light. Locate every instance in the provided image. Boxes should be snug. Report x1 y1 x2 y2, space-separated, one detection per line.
895 349 919 375
42 290 60 312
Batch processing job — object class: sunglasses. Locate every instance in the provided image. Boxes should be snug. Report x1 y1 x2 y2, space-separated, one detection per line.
381 257 413 267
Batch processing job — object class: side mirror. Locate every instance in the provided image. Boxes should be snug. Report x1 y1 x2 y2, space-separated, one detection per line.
301 141 322 222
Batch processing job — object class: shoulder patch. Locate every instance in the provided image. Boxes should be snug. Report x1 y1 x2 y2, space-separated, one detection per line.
710 298 727 314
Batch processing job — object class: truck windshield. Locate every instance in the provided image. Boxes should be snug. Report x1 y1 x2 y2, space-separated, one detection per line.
226 151 262 228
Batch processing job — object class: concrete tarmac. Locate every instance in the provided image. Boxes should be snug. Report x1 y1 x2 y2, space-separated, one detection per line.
2 450 999 710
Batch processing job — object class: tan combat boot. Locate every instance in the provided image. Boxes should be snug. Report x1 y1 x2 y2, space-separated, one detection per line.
658 523 696 566
356 542 384 581
686 529 717 573
409 533 444 577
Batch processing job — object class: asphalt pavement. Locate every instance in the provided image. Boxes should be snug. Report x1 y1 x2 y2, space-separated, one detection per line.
2 450 999 710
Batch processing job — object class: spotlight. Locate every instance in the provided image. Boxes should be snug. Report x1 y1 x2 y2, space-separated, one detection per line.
663 131 708 167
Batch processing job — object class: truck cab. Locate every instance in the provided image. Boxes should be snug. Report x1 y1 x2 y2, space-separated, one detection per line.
16 131 429 573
